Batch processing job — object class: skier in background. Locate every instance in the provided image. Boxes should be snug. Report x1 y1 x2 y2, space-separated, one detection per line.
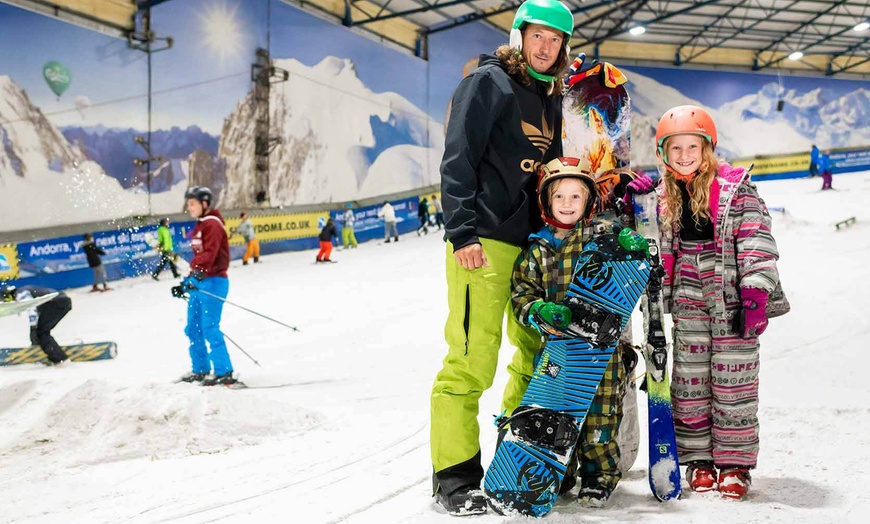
173 186 236 386
808 144 820 178
819 149 834 190
341 203 358 249
316 217 338 263
232 212 260 265
430 0 570 514
629 105 787 500
83 233 110 292
1 283 71 365
416 197 430 235
431 195 444 230
151 218 180 280
501 157 637 507
378 201 399 243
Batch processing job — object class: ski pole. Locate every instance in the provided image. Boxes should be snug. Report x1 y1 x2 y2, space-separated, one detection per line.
223 331 262 367
189 287 300 332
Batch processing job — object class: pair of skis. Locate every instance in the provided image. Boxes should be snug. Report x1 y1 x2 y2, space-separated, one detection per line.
634 191 681 502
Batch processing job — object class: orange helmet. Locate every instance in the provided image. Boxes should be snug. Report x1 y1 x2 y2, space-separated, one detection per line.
537 157 597 229
655 105 717 163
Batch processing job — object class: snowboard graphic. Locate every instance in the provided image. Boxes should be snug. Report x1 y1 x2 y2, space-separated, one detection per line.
634 191 682 501
0 341 117 366
483 232 650 517
562 57 630 175
562 55 640 473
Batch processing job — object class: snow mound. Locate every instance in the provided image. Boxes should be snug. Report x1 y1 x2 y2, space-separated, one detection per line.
0 379 323 465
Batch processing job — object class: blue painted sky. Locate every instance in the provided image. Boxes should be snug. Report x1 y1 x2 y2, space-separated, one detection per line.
0 4 147 126
428 22 506 122
268 0 427 112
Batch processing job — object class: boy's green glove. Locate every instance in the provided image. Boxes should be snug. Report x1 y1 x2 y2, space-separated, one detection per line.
528 301 572 331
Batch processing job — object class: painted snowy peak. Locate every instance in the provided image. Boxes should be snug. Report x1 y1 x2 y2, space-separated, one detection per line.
719 83 870 150
624 68 869 166
0 75 84 178
217 56 444 209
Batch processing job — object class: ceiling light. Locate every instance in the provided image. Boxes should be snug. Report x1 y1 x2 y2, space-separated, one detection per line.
629 25 646 36
854 21 870 32
788 51 804 61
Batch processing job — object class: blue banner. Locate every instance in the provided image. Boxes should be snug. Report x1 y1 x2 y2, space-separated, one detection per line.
331 197 425 244
13 222 195 290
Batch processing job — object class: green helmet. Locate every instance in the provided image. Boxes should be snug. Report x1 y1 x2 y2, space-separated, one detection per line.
512 0 574 37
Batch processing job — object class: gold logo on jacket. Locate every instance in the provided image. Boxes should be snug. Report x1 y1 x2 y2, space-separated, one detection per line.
520 112 554 172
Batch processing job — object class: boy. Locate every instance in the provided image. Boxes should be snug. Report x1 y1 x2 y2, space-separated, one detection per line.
501 157 628 507
174 186 235 386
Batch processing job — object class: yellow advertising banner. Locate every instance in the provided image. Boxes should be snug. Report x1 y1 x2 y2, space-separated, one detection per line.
0 243 19 280
223 211 328 246
732 153 810 176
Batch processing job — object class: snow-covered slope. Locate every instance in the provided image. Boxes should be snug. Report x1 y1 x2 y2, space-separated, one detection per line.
1 172 868 523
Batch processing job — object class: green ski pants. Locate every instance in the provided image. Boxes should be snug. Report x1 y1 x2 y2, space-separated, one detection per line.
431 238 541 479
341 226 357 248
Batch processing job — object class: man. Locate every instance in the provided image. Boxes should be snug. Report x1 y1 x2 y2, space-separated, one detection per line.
173 186 235 386
431 195 444 230
151 218 180 280
232 212 260 265
430 0 572 514
1 283 71 365
379 201 399 243
808 144 820 177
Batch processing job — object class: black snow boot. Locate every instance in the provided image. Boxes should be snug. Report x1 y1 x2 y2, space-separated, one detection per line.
203 373 238 386
434 485 487 516
178 372 207 383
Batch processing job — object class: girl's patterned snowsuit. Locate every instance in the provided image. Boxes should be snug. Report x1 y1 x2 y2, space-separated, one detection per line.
659 162 781 468
502 225 627 493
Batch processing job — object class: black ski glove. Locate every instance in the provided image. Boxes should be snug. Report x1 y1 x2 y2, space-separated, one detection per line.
171 285 186 299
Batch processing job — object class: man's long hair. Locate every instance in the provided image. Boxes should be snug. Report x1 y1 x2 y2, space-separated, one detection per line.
494 43 568 95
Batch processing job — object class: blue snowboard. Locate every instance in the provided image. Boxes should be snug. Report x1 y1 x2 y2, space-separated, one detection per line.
484 232 651 517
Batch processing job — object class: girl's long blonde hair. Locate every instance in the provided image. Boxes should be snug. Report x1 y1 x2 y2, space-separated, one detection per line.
659 136 719 231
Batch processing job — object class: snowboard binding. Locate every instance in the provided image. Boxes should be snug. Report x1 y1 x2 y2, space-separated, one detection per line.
531 297 622 347
497 406 580 455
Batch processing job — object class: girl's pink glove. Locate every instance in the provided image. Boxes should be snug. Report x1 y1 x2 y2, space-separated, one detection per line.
622 174 656 205
735 287 769 338
661 253 675 287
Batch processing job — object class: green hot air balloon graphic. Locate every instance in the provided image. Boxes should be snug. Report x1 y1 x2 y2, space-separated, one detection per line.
43 61 71 98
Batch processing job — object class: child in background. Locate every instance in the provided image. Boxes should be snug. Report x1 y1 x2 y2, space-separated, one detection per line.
233 212 260 265
342 203 358 249
151 218 180 280
819 149 833 190
316 217 338 263
83 233 110 292
629 105 785 500
500 156 629 507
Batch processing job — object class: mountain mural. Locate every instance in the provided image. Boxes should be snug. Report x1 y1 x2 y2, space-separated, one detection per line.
61 125 218 189
625 68 870 166
217 56 444 209
0 76 189 232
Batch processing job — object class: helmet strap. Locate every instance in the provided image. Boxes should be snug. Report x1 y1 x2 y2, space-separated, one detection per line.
526 65 555 83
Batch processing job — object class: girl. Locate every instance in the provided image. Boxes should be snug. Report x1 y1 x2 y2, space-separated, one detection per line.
631 105 784 500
